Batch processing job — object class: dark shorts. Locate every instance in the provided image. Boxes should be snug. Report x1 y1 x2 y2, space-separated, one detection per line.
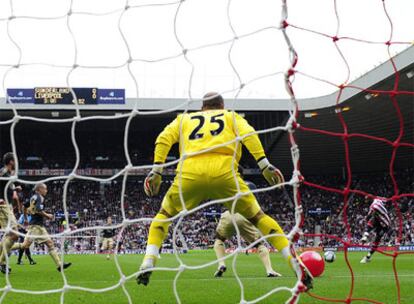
373 226 389 245
18 228 27 243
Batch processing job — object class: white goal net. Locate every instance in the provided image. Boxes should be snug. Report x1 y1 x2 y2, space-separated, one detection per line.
0 0 412 303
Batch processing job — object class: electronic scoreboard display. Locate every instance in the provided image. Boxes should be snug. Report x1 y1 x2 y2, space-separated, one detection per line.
7 87 125 105
34 87 98 105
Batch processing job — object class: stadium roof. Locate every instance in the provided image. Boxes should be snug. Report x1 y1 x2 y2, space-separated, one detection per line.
0 47 412 175
0 46 413 112
268 46 414 175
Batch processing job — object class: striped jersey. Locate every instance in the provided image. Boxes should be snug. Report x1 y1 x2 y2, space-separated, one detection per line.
367 199 390 228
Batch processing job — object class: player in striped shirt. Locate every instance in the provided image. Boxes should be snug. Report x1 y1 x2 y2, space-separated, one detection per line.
360 198 390 264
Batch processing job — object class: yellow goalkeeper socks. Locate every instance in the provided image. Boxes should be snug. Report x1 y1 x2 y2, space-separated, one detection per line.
255 215 297 270
256 214 289 252
142 213 171 268
147 213 171 249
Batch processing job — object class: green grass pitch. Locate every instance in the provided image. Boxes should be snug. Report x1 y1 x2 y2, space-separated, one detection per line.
1 251 413 303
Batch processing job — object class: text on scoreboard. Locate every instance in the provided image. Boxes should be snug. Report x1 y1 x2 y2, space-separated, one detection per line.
7 88 125 105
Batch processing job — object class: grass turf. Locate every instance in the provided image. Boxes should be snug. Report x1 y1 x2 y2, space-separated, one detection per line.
1 251 413 303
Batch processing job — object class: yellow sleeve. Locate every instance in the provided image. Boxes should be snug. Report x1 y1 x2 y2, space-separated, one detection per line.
154 115 181 163
233 113 266 161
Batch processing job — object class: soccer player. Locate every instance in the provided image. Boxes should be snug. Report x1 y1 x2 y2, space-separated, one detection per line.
360 198 390 263
16 213 36 265
137 92 312 290
0 152 22 274
101 216 115 260
13 183 72 271
214 210 281 278
214 179 280 278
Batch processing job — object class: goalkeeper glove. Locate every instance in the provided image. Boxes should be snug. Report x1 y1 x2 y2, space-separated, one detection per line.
144 165 163 197
257 158 285 187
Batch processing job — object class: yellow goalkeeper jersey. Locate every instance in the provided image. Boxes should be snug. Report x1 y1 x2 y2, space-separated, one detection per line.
154 110 265 172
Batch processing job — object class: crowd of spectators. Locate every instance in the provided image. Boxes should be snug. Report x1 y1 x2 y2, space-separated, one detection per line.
14 168 413 253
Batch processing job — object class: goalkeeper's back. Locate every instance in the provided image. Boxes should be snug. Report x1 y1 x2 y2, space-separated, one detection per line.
154 93 266 173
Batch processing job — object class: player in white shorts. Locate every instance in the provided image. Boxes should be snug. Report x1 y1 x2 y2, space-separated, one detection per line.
214 181 281 278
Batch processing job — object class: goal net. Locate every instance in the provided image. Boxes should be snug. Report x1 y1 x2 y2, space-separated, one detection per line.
0 0 413 303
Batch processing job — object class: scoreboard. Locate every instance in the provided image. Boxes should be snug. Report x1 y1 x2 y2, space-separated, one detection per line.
7 88 125 105
34 87 98 105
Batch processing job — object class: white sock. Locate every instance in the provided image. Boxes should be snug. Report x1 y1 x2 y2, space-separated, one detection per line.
214 239 226 268
142 244 159 268
281 247 291 260
258 244 274 274
145 244 159 257
281 246 299 269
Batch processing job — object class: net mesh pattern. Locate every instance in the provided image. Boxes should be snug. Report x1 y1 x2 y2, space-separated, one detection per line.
0 0 413 303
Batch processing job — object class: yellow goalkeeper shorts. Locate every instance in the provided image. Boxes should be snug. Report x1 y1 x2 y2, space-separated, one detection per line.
161 154 261 219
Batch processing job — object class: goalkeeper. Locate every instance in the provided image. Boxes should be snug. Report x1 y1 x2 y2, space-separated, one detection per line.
137 92 312 290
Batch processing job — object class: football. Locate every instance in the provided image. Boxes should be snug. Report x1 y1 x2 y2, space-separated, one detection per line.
299 251 325 277
324 251 336 263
